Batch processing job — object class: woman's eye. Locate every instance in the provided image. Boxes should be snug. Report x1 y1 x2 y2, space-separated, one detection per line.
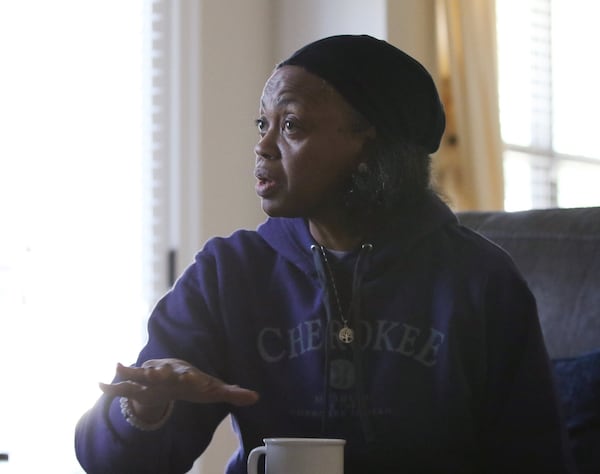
283 120 296 131
255 119 267 134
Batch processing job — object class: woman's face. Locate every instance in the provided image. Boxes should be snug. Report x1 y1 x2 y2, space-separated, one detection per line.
254 65 372 220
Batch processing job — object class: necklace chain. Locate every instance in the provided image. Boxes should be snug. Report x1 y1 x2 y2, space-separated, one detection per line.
318 246 354 344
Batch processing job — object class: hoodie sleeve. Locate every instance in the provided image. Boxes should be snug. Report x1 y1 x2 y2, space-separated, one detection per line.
75 251 232 474
479 261 576 474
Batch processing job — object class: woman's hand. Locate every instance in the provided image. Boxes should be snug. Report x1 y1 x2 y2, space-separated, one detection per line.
100 359 259 422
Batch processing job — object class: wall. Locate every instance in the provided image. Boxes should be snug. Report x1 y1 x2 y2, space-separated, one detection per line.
273 0 386 60
195 0 274 250
387 0 437 75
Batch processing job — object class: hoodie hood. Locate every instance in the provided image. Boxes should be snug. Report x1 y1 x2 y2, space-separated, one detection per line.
257 192 457 275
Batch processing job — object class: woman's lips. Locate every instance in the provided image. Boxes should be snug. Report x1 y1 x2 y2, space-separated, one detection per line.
254 169 279 198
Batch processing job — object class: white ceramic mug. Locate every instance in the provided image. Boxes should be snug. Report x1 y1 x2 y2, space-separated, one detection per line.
247 437 345 474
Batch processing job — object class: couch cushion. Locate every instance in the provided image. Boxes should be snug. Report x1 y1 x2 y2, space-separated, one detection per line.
553 349 600 474
458 207 600 359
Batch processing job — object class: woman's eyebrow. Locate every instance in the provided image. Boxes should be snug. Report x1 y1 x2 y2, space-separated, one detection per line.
260 95 301 110
262 81 320 109
275 96 299 107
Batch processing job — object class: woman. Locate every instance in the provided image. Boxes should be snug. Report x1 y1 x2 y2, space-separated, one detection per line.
75 35 574 473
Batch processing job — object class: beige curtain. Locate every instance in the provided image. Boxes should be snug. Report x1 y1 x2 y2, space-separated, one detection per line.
433 0 504 211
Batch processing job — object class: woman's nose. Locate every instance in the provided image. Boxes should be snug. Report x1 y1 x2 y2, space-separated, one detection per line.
254 130 279 161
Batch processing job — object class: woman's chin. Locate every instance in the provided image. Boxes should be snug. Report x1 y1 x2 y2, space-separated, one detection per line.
260 200 300 219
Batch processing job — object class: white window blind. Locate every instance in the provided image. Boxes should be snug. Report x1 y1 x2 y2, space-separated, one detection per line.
0 1 167 472
146 0 203 303
146 0 172 303
497 0 600 210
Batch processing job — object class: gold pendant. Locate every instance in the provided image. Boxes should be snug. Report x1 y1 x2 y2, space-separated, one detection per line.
338 325 354 344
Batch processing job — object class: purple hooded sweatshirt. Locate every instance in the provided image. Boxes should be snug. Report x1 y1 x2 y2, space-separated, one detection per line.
75 193 574 473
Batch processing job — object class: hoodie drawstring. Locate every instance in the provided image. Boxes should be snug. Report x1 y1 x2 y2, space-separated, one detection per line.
349 243 374 443
310 243 375 443
311 244 334 435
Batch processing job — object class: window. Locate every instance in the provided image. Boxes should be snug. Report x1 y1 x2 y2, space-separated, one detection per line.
496 0 600 210
0 1 162 472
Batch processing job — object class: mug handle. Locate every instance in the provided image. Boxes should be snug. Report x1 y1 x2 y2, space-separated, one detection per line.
247 446 266 474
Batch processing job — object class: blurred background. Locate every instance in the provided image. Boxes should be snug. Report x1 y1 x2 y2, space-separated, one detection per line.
0 0 598 472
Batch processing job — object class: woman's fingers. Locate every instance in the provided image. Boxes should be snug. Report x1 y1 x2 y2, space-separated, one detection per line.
105 360 260 407
115 363 146 381
100 381 172 407
99 380 145 398
219 384 260 407
115 362 179 386
180 372 259 406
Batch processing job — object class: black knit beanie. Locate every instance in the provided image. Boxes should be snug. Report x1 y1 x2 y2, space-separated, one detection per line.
279 34 445 154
